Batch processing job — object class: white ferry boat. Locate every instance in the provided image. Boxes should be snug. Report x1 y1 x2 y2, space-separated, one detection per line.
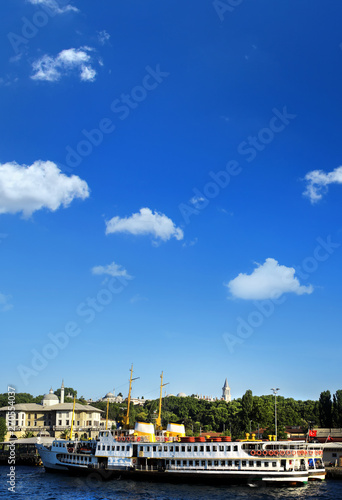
36 369 325 486
36 424 325 486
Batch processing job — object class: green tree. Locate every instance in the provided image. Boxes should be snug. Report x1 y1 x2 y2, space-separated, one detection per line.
0 417 7 441
332 390 342 427
319 390 332 427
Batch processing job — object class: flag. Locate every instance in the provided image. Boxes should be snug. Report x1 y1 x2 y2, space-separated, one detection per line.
309 430 317 437
327 435 333 442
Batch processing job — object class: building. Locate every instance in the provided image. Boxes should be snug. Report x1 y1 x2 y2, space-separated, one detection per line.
222 378 231 402
99 390 123 404
0 383 103 441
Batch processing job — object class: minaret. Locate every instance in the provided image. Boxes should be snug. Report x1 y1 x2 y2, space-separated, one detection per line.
222 378 231 402
60 379 65 404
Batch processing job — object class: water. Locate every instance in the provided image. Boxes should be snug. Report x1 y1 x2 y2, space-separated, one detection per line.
1 467 342 500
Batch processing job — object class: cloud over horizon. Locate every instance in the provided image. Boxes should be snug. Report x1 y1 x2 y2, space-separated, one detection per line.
227 258 313 300
0 160 89 217
31 47 97 82
105 208 184 242
0 292 13 312
303 166 342 203
91 261 133 279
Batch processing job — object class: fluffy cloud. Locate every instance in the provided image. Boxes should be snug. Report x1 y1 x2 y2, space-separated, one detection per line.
0 292 13 312
105 208 184 242
227 258 313 300
92 262 132 279
0 160 89 217
303 166 342 203
31 47 97 82
27 0 79 14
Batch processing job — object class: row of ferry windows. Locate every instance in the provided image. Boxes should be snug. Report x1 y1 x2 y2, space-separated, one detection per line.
139 445 238 453
98 445 130 451
167 460 277 468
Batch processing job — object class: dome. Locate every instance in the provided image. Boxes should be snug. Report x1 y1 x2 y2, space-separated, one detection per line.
177 392 187 398
42 388 59 406
105 392 115 398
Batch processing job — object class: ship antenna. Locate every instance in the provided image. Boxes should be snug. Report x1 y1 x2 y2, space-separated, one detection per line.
123 364 139 428
105 398 110 430
156 371 169 430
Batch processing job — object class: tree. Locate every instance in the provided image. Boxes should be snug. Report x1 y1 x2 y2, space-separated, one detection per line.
241 390 253 432
332 390 342 427
319 390 332 427
0 417 7 441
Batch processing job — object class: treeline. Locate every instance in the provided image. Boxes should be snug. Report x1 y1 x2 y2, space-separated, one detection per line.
92 389 342 438
1 389 341 440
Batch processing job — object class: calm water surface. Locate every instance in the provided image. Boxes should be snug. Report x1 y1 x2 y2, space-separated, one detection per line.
1 466 342 500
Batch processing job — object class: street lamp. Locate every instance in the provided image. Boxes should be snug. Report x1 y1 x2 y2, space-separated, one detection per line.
271 388 280 440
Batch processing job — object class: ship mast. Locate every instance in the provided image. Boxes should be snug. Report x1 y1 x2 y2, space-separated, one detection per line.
69 396 76 440
123 364 139 428
155 371 169 430
105 398 109 430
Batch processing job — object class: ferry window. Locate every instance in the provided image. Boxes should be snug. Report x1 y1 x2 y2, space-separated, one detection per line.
226 446 231 452
214 460 219 466
102 445 105 451
256 461 261 467
177 460 181 466
164 446 167 452
227 460 232 466
171 460 175 465
116 446 120 451
187 446 191 452
169 446 173 452
264 462 269 467
147 446 150 452
242 461 246 467
97 445 100 450
221 460 225 466
219 446 224 452
126 446 130 451
272 462 276 467
111 446 115 451
213 446 217 452
195 460 199 466
194 446 198 452
206 446 210 452
249 461 254 467
107 446 110 451
158 446 162 452
234 460 239 467
121 446 125 451
175 446 179 452
201 460 205 467
181 446 185 452
233 445 238 451
208 460 212 466
189 460 193 466
200 446 204 452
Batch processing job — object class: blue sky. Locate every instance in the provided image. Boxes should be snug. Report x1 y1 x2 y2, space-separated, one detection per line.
1 0 342 403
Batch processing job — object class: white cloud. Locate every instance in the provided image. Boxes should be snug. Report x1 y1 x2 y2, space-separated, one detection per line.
0 292 13 312
227 258 313 300
27 0 79 14
92 262 132 279
303 166 342 203
105 208 184 242
97 30 110 45
31 47 97 82
190 196 205 206
0 160 89 217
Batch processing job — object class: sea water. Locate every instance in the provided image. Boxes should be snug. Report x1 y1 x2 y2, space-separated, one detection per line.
1 466 342 500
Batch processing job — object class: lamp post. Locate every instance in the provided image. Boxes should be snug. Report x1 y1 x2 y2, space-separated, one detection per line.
271 388 280 440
